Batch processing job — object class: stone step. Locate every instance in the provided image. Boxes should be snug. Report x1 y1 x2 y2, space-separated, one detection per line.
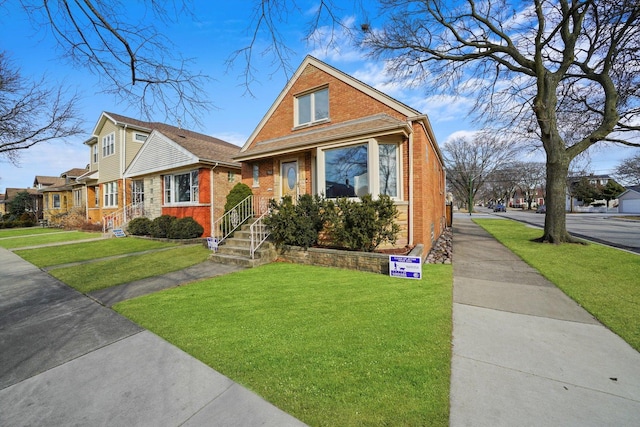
209 251 275 268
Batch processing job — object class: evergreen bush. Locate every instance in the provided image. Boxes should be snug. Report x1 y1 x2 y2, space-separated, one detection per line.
127 217 152 235
224 182 253 212
167 217 205 239
150 215 177 238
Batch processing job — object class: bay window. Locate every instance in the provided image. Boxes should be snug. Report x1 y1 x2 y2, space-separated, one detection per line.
320 140 401 200
164 170 199 204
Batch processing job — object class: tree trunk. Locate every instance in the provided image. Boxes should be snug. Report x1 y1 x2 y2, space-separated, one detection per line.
540 153 578 243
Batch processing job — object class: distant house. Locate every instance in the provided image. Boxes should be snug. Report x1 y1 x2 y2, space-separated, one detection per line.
38 168 88 223
618 185 640 214
234 55 447 256
566 174 622 212
2 188 41 219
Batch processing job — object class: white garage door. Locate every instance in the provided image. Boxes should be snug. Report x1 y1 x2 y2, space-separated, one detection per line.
620 199 640 214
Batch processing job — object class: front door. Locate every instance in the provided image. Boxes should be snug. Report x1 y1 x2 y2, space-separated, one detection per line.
281 160 298 199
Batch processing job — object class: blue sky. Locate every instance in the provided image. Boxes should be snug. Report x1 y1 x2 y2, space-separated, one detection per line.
1 1 637 192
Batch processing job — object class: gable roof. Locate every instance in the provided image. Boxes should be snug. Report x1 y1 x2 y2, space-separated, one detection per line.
33 176 66 188
236 114 412 161
62 168 90 178
125 128 241 178
239 55 423 154
618 185 640 199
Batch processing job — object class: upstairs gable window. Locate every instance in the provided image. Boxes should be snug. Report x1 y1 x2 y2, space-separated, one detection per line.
92 144 98 163
295 87 329 127
102 132 115 157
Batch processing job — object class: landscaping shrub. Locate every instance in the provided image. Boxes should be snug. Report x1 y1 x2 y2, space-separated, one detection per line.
264 195 326 249
150 215 177 238
127 217 153 235
265 193 399 252
224 182 253 212
167 217 204 239
327 194 400 252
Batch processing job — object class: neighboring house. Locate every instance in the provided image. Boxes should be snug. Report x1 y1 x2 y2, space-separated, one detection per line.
38 168 88 222
78 112 153 224
235 55 447 256
2 188 42 219
566 174 622 211
0 194 5 216
124 127 241 236
618 185 640 214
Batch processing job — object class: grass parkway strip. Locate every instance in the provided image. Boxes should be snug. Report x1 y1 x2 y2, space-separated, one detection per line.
475 218 640 352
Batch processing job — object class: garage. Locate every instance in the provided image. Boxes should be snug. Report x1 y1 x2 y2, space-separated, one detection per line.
618 186 640 214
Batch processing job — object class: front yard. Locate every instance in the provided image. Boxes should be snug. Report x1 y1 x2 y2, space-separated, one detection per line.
114 263 453 427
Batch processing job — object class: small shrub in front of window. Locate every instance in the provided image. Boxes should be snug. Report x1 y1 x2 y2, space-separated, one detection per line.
127 217 152 235
150 215 177 238
327 194 400 252
167 217 205 239
264 194 327 249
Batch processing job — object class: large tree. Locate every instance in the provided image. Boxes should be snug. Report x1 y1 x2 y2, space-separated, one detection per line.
0 52 82 164
362 0 640 243
10 0 209 126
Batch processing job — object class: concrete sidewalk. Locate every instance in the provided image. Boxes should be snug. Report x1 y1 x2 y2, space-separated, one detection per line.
450 216 640 426
0 248 306 426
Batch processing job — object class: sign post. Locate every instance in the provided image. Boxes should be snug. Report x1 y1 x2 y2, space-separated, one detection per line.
389 255 422 280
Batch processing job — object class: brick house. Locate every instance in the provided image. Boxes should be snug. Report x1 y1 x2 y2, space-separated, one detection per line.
235 56 447 256
124 126 241 237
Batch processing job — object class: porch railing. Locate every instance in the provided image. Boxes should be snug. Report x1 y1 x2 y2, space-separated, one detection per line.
212 195 271 250
102 201 145 233
249 208 271 259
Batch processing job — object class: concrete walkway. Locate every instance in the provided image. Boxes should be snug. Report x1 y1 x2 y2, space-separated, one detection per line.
0 248 307 426
450 215 640 426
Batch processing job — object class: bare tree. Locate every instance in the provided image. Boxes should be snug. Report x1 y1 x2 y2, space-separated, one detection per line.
443 132 520 212
0 52 83 164
614 154 640 186
363 0 640 243
514 162 546 209
14 0 210 126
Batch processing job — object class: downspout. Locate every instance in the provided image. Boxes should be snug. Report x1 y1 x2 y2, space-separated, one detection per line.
210 163 219 237
408 121 414 246
122 125 127 222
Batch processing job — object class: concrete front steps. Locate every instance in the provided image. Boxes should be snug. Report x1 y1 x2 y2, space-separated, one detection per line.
209 221 276 268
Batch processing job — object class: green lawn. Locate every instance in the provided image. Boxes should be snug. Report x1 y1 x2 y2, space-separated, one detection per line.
115 263 453 426
475 219 640 352
0 227 66 238
15 238 179 267
0 230 102 249
49 245 211 293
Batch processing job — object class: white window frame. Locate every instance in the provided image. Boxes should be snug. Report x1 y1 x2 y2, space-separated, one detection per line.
294 87 329 127
317 139 402 201
93 144 98 163
252 164 260 187
103 181 118 207
53 194 61 208
163 170 199 205
102 132 115 157
73 189 82 207
134 133 147 142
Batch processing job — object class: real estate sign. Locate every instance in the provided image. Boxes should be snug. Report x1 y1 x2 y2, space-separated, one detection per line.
389 255 422 279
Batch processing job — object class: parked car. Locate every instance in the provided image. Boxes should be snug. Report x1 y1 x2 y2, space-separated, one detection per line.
494 204 506 212
536 205 546 213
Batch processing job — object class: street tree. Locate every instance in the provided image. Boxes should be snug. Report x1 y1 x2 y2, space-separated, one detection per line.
614 154 640 186
443 132 520 212
602 179 626 208
0 52 83 165
10 0 209 126
362 0 640 243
